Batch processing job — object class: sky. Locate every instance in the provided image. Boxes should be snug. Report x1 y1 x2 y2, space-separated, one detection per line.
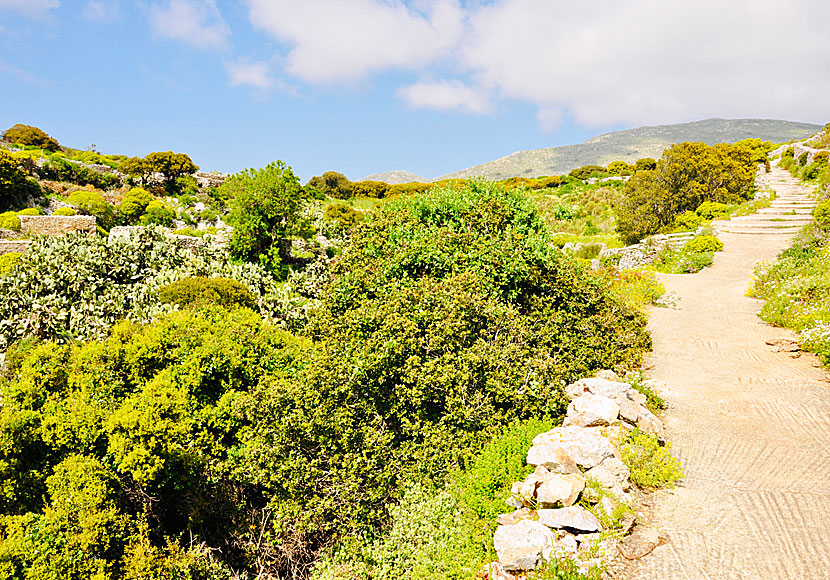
0 0 828 182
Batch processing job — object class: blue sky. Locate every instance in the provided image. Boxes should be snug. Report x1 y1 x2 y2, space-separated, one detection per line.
1 0 828 182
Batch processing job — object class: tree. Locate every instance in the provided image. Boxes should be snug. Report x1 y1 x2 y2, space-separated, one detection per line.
306 171 352 199
2 124 61 151
119 156 153 186
222 160 309 277
634 158 657 171
569 165 606 180
0 150 32 212
144 151 198 193
614 142 755 244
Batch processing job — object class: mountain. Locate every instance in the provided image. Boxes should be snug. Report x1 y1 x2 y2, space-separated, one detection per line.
360 170 429 184
438 118 822 181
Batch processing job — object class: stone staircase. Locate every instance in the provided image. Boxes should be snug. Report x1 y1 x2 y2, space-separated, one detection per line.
713 168 816 235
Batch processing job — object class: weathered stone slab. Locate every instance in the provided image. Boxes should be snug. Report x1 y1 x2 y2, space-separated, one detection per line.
494 519 556 571
537 506 603 533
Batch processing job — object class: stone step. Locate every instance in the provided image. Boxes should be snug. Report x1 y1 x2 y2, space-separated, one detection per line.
730 214 812 222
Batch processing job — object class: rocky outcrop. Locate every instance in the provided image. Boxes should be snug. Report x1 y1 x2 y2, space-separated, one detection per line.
490 371 667 575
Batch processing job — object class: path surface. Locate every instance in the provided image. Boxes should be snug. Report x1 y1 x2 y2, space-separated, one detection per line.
625 167 830 579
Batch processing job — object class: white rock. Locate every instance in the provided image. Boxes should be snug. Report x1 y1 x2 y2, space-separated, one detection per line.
535 473 586 507
494 519 556 571
594 370 620 382
637 408 666 440
564 394 620 427
617 397 645 424
537 506 603 533
568 377 631 400
627 389 648 406
528 427 615 470
585 456 631 493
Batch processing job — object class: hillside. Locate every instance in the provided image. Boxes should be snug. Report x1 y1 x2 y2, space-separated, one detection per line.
438 118 821 181
360 170 429 184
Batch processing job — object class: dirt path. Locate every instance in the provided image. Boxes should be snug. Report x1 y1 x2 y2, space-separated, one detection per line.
624 167 830 579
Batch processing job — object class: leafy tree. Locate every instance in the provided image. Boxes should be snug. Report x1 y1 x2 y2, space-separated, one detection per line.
119 156 153 186
614 142 754 244
306 171 353 199
351 180 390 198
569 164 606 180
2 124 61 151
222 160 309 277
144 151 198 194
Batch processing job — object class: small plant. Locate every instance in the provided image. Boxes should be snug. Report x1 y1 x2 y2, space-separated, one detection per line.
530 557 603 580
685 235 723 253
624 373 666 413
621 429 683 490
17 207 43 216
140 200 176 227
53 207 77 216
813 200 830 230
695 201 730 220
0 211 21 231
673 210 703 231
157 276 257 310
0 252 22 275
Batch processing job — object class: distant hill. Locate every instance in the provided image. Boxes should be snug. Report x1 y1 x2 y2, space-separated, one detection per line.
438 118 822 181
360 170 429 184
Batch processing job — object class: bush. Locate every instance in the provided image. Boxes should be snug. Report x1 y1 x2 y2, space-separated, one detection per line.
68 189 114 229
685 235 723 253
0 149 39 212
307 171 353 199
673 210 703 231
695 201 730 220
569 165 606 180
0 252 22 275
814 200 830 230
16 208 42 216
622 429 684 490
139 200 175 227
2 123 61 151
157 276 257 310
635 158 657 171
607 161 634 176
324 203 363 230
0 211 21 231
120 187 154 223
52 207 77 216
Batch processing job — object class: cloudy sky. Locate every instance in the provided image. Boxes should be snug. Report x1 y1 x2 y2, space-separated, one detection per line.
0 0 827 180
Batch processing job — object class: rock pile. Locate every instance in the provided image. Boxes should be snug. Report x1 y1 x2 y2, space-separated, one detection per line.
491 372 665 575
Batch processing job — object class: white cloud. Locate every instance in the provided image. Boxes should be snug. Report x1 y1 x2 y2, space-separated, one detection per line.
246 0 465 83
225 59 274 90
536 107 563 133
149 0 230 51
84 0 118 23
460 0 830 127
0 0 58 18
398 79 491 114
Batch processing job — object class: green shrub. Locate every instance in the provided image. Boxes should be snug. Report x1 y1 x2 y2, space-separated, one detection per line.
68 189 114 228
324 202 363 230
814 200 830 230
120 187 154 223
685 235 723 253
569 165 606 180
621 429 683 489
0 252 22 275
2 123 61 151
607 161 634 176
157 276 257 310
798 152 809 166
634 158 657 171
0 211 21 231
53 207 77 216
695 201 730 220
673 210 703 231
16 208 42 216
139 200 176 227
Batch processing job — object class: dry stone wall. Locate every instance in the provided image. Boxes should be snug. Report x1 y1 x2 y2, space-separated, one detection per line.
0 240 31 255
19 215 96 235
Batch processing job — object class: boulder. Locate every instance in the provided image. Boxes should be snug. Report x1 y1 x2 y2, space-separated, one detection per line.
637 409 666 440
494 519 556 571
535 473 586 507
497 508 533 526
594 370 620 382
617 397 645 424
528 427 615 470
567 377 631 400
564 394 620 427
585 456 631 493
537 506 603 533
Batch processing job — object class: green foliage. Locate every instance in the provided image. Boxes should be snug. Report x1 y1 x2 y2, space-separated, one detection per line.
685 235 723 253
223 160 309 277
350 180 391 198
0 227 292 349
569 165 607 180
52 207 77 216
145 151 199 194
695 201 730 220
2 124 61 151
634 158 657 171
0 252 22 275
607 161 634 176
157 276 257 310
307 171 353 199
601 268 665 309
119 156 153 186
0 211 21 231
814 200 830 230
68 189 114 229
324 202 363 231
614 142 755 244
120 187 154 223
139 200 175 227
673 210 703 231
624 373 666 414
16 207 42 216
735 137 775 164
621 429 683 490
653 248 714 274
0 149 39 213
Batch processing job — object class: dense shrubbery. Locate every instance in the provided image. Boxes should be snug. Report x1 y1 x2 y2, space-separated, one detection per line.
0 228 296 349
750 225 830 365
0 150 41 212
0 212 20 231
685 234 723 253
614 142 755 244
0 252 21 275
120 151 198 194
158 276 257 310
569 165 607 180
2 123 61 151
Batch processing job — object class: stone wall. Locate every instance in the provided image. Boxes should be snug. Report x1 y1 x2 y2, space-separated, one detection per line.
19 215 97 235
0 240 31 255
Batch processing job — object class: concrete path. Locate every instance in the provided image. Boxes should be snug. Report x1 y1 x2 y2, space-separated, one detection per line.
624 167 830 579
